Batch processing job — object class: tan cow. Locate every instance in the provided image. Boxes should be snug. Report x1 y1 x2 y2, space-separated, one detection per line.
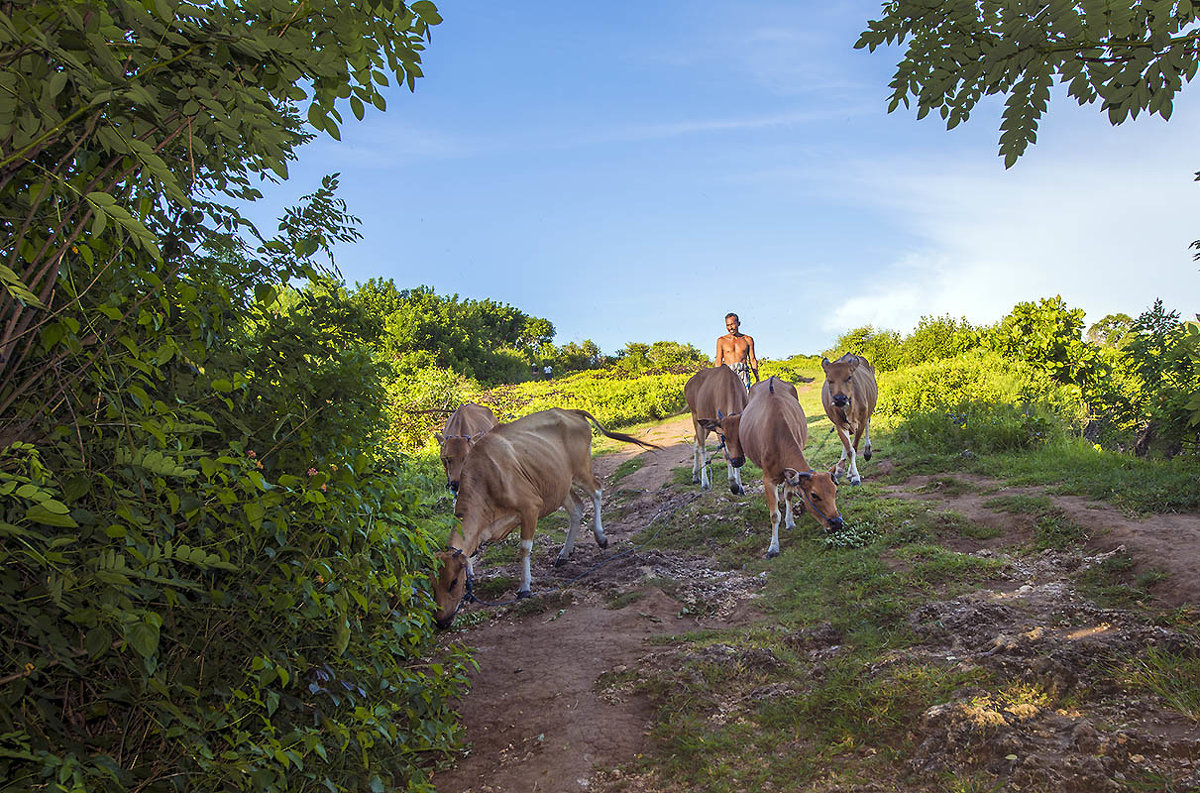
820 354 878 486
435 402 497 493
740 376 844 558
432 408 657 628
684 366 748 494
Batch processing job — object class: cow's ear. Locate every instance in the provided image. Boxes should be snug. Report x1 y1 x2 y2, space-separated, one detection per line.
783 468 812 486
698 418 719 431
821 357 830 371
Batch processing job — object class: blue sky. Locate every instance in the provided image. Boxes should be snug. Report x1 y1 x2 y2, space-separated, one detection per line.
246 1 1200 360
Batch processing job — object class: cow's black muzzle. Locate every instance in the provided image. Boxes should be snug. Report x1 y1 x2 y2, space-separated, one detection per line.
832 395 850 408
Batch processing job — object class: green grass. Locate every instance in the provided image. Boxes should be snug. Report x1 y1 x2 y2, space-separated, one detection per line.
1077 553 1165 608
918 476 981 496
1118 648 1200 720
610 455 646 484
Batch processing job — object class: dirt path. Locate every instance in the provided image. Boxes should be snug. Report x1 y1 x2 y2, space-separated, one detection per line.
432 414 1200 792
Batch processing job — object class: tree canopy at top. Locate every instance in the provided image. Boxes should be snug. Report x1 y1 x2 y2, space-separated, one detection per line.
857 0 1200 167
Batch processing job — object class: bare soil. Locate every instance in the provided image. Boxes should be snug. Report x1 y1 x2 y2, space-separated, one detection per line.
432 415 1200 793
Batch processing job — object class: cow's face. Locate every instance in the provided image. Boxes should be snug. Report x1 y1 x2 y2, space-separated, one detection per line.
698 412 746 469
437 434 475 492
822 357 860 409
432 550 468 629
784 468 843 531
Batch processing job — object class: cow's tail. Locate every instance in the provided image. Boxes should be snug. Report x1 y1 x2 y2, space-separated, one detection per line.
570 410 660 449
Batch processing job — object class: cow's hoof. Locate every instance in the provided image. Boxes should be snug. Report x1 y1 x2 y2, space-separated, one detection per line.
730 484 744 496
596 537 609 550
850 477 862 486
553 556 568 567
516 589 532 599
766 548 780 559
692 474 700 484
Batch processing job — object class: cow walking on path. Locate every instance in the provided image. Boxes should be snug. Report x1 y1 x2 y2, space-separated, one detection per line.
684 366 748 494
740 377 843 558
436 402 498 493
432 408 658 628
820 354 878 486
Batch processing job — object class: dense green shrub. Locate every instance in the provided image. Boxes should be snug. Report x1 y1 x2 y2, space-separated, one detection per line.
894 401 1070 453
875 350 1086 426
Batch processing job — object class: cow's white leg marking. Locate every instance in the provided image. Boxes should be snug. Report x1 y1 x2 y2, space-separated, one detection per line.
729 463 743 495
590 487 608 548
692 432 703 485
846 424 861 485
518 538 534 595
863 419 873 461
696 433 712 491
765 480 782 558
782 484 796 529
556 494 585 565
834 424 853 484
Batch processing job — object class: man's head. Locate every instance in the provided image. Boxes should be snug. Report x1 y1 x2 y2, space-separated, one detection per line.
725 313 740 333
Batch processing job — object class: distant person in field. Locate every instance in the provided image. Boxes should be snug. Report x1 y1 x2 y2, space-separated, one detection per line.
716 312 758 390
543 363 552 380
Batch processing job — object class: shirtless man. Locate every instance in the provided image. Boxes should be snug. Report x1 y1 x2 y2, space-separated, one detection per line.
715 312 758 390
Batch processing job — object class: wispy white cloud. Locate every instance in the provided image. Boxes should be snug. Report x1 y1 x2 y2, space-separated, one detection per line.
822 125 1200 334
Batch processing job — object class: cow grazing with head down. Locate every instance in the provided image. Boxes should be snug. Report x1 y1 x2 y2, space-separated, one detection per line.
684 366 748 494
432 408 658 628
435 402 497 493
821 354 878 486
739 376 843 558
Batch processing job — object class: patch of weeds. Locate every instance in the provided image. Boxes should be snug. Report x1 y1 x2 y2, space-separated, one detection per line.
606 588 648 610
610 455 645 484
671 465 695 486
473 574 518 600
479 541 519 566
918 476 980 496
638 490 769 568
1033 511 1088 550
1080 554 1161 609
989 438 1200 514
509 589 574 619
891 544 1005 591
981 493 1055 514
934 509 1002 540
1118 647 1200 720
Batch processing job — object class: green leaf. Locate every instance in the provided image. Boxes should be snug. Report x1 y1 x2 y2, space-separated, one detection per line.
126 619 160 659
85 626 113 658
26 504 78 528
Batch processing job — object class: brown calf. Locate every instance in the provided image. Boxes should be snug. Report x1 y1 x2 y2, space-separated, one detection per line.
684 366 748 494
432 408 657 627
435 402 498 492
739 376 843 558
820 354 878 486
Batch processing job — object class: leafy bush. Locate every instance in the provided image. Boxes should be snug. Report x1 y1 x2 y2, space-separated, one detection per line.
894 401 1070 454
877 351 1086 454
875 350 1086 427
387 366 484 452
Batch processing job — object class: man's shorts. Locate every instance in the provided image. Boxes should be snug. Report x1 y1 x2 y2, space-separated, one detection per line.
727 362 751 391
